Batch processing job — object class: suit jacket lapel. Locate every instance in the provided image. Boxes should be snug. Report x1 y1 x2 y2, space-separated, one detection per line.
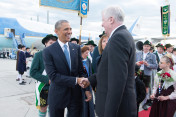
54 42 70 71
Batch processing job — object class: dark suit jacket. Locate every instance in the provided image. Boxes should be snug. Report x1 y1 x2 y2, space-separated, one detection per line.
17 51 26 72
89 25 137 117
25 52 31 58
43 41 85 109
92 46 100 73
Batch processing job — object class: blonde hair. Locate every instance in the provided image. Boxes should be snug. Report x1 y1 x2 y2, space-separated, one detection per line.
98 34 108 55
162 53 174 69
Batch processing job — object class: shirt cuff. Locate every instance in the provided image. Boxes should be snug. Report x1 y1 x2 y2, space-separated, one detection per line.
76 77 77 85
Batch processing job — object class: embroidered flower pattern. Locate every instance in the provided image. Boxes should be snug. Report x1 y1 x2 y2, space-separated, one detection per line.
40 97 46 105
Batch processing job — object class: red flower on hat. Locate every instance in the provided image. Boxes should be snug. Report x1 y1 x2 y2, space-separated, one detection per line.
161 44 163 46
164 47 166 49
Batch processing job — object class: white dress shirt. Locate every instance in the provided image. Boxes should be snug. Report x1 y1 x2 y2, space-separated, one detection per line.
140 52 149 70
158 52 163 60
109 24 123 39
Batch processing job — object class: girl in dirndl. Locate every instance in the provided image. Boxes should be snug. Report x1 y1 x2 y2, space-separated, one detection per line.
150 54 176 117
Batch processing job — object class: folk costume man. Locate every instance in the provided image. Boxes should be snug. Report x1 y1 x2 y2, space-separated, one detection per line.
85 40 97 63
153 43 165 71
70 37 79 45
136 40 158 110
30 34 57 117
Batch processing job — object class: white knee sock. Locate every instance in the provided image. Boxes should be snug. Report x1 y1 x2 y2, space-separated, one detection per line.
19 75 23 83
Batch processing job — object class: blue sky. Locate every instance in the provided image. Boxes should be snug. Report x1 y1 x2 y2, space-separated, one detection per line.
0 0 176 36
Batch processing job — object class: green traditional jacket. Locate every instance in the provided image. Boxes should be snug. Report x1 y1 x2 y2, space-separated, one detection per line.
30 51 49 90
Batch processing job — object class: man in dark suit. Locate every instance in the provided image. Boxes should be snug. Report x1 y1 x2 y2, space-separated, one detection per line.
43 20 91 117
80 6 137 117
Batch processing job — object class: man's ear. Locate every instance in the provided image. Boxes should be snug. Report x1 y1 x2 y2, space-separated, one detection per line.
109 17 114 24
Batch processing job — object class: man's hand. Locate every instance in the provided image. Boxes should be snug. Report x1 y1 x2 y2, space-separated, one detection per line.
136 61 142 66
49 80 51 84
143 61 149 66
85 91 92 102
77 78 90 88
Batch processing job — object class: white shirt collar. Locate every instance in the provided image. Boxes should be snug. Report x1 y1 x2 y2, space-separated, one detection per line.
58 38 69 48
109 24 123 39
143 51 149 55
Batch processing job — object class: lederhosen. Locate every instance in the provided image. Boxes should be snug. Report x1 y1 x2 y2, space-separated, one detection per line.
140 52 151 88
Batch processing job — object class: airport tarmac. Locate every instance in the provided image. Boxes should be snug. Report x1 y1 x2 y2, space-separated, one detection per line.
0 58 40 117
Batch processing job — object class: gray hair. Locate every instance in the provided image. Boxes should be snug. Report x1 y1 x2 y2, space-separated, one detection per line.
102 6 125 23
55 20 69 29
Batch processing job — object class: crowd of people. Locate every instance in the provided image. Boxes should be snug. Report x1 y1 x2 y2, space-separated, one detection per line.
13 5 176 117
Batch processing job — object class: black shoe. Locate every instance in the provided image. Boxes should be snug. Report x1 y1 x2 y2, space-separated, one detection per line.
19 81 26 85
142 104 148 110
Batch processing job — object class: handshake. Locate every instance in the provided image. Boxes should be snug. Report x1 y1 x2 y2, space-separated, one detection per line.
77 77 90 88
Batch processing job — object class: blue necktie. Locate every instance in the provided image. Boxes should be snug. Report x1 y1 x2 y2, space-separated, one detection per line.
63 44 71 70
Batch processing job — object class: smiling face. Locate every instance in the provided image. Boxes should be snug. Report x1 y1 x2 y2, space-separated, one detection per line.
102 14 112 37
55 22 72 43
157 47 164 54
143 45 150 53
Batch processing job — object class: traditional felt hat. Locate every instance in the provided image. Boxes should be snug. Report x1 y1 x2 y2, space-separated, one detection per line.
70 37 79 43
99 31 105 38
143 40 151 46
42 34 57 45
164 44 173 49
156 43 164 49
85 40 97 46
